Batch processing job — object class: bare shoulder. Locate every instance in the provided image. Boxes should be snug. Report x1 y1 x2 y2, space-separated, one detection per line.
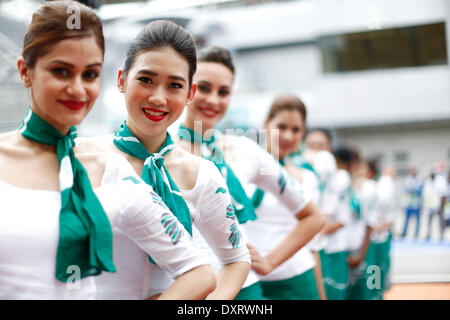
166 145 201 173
0 131 22 148
285 162 304 183
0 131 39 157
75 134 116 154
165 145 201 190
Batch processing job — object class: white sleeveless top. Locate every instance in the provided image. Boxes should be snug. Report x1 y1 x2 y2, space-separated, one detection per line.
0 154 209 299
223 136 313 287
243 187 316 281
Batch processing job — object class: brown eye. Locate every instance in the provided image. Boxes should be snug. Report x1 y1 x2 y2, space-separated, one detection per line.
197 84 210 93
138 77 152 84
218 89 230 97
52 68 70 78
169 82 183 89
83 70 99 80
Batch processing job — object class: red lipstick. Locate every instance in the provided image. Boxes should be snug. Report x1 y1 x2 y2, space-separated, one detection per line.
142 108 168 122
59 100 86 110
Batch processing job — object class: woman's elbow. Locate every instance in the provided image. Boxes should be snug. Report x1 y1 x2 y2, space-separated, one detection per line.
298 202 327 233
195 264 217 296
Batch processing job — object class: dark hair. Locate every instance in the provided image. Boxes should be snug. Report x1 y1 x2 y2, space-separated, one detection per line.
333 147 355 165
197 46 235 75
266 94 307 123
22 0 104 69
367 159 379 177
123 20 197 87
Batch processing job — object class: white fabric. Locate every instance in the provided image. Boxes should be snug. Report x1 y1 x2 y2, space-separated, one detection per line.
372 175 396 243
244 185 315 281
144 158 251 298
223 135 312 213
0 154 209 300
313 150 337 190
321 169 353 253
443 182 450 220
423 174 447 213
221 135 313 287
347 179 377 251
301 169 325 251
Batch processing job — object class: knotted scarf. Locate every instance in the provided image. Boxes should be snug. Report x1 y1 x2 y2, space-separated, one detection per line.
19 107 115 282
178 124 257 224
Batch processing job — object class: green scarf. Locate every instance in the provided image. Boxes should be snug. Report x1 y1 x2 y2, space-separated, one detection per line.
114 121 192 263
19 108 115 282
349 187 361 220
178 124 257 224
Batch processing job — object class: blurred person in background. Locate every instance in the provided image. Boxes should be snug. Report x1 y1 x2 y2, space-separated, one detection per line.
304 128 332 153
441 170 450 229
177 46 325 300
318 147 355 299
423 162 447 241
345 152 376 300
244 94 327 300
401 167 423 239
372 166 396 297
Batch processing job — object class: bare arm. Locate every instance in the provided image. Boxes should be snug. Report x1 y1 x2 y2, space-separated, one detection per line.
250 202 326 275
158 265 216 300
322 220 345 235
206 262 250 300
311 250 327 300
348 226 373 268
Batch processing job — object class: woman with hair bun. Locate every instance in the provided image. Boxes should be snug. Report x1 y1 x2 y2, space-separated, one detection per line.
87 20 250 300
0 0 215 299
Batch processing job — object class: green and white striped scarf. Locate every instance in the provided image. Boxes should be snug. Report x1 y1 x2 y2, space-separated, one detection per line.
114 121 192 263
178 124 257 224
19 107 115 282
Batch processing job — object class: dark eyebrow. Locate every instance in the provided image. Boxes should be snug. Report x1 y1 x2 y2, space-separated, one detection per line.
137 69 186 83
197 80 211 86
49 60 102 68
198 80 230 90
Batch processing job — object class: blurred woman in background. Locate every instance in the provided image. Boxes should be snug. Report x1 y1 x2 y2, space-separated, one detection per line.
244 94 327 300
177 46 325 300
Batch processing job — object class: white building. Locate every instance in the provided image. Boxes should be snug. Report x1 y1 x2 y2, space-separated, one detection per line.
1 0 448 179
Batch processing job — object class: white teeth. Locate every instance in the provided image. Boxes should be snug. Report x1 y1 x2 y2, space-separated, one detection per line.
144 109 166 116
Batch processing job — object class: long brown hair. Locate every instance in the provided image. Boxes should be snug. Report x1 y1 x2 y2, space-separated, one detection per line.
22 0 104 68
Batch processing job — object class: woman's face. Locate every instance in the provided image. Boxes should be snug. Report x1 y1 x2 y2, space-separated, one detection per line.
19 36 103 135
265 109 305 160
120 47 195 139
305 130 331 152
186 61 234 131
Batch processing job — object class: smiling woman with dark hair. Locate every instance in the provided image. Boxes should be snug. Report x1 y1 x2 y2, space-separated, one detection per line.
85 20 251 300
0 1 215 299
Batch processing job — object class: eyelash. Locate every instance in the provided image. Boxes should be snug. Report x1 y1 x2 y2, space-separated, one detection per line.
198 85 210 93
138 76 152 84
198 85 229 96
51 68 99 80
138 77 183 89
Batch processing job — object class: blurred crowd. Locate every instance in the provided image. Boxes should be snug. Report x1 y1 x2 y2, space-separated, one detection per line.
401 161 449 241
